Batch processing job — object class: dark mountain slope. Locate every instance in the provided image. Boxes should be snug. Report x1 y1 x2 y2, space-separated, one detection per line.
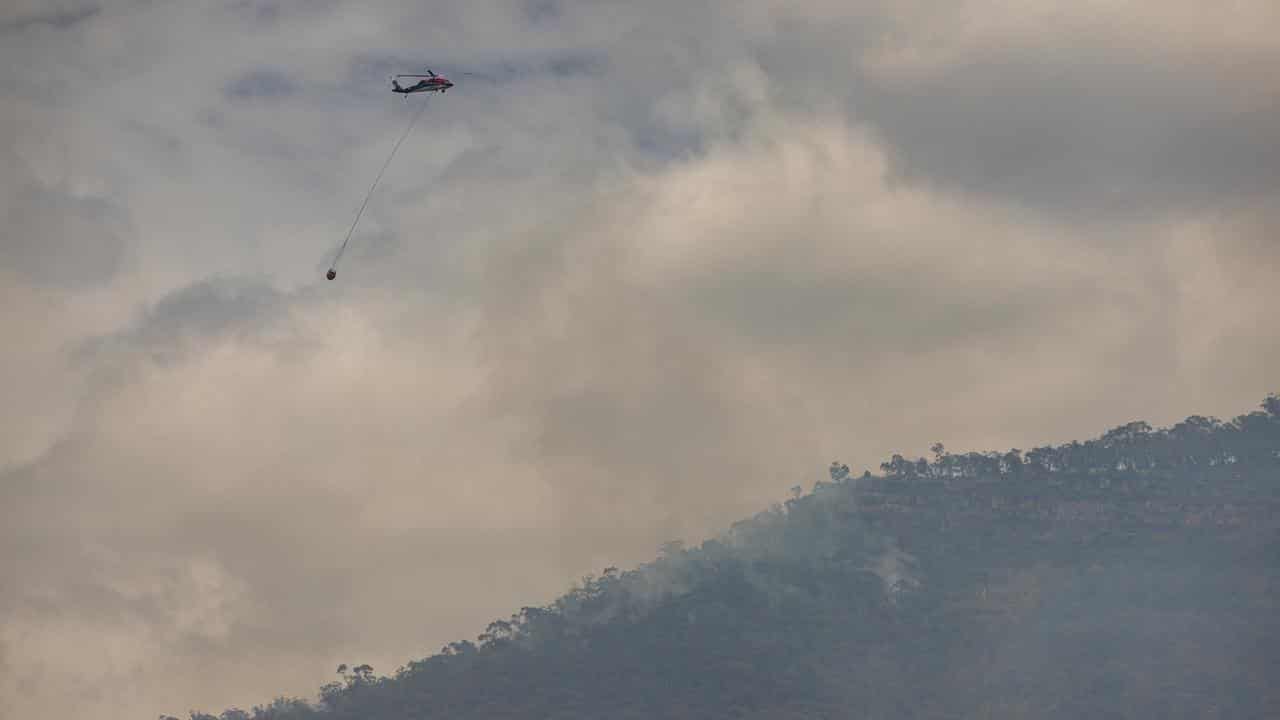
182 395 1280 720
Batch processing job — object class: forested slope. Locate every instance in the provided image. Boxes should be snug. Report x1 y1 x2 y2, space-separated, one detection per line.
181 395 1280 720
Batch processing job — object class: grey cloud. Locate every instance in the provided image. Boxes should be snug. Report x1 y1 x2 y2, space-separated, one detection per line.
683 266 1088 353
853 47 1280 222
4 178 130 289
225 68 299 100
75 276 296 367
709 7 1280 224
223 0 344 27
125 277 286 342
523 0 562 26
227 0 283 25
0 4 100 34
544 52 607 78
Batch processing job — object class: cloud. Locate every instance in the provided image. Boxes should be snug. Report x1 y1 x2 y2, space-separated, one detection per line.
0 3 100 34
732 0 1280 221
225 69 300 101
855 45 1280 220
2 2 1277 719
4 177 131 288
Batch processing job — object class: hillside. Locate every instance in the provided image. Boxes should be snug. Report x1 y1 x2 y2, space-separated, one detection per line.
181 395 1280 720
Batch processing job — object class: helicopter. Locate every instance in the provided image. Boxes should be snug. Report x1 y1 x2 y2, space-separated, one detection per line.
326 66 488 281
391 69 453 95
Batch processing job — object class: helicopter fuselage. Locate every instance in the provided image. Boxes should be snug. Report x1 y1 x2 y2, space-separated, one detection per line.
392 77 453 94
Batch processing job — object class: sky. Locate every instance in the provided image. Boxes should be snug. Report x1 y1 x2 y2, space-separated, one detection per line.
1 1 1277 717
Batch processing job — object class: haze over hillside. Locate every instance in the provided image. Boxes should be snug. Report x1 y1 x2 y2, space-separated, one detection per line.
179 394 1280 720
